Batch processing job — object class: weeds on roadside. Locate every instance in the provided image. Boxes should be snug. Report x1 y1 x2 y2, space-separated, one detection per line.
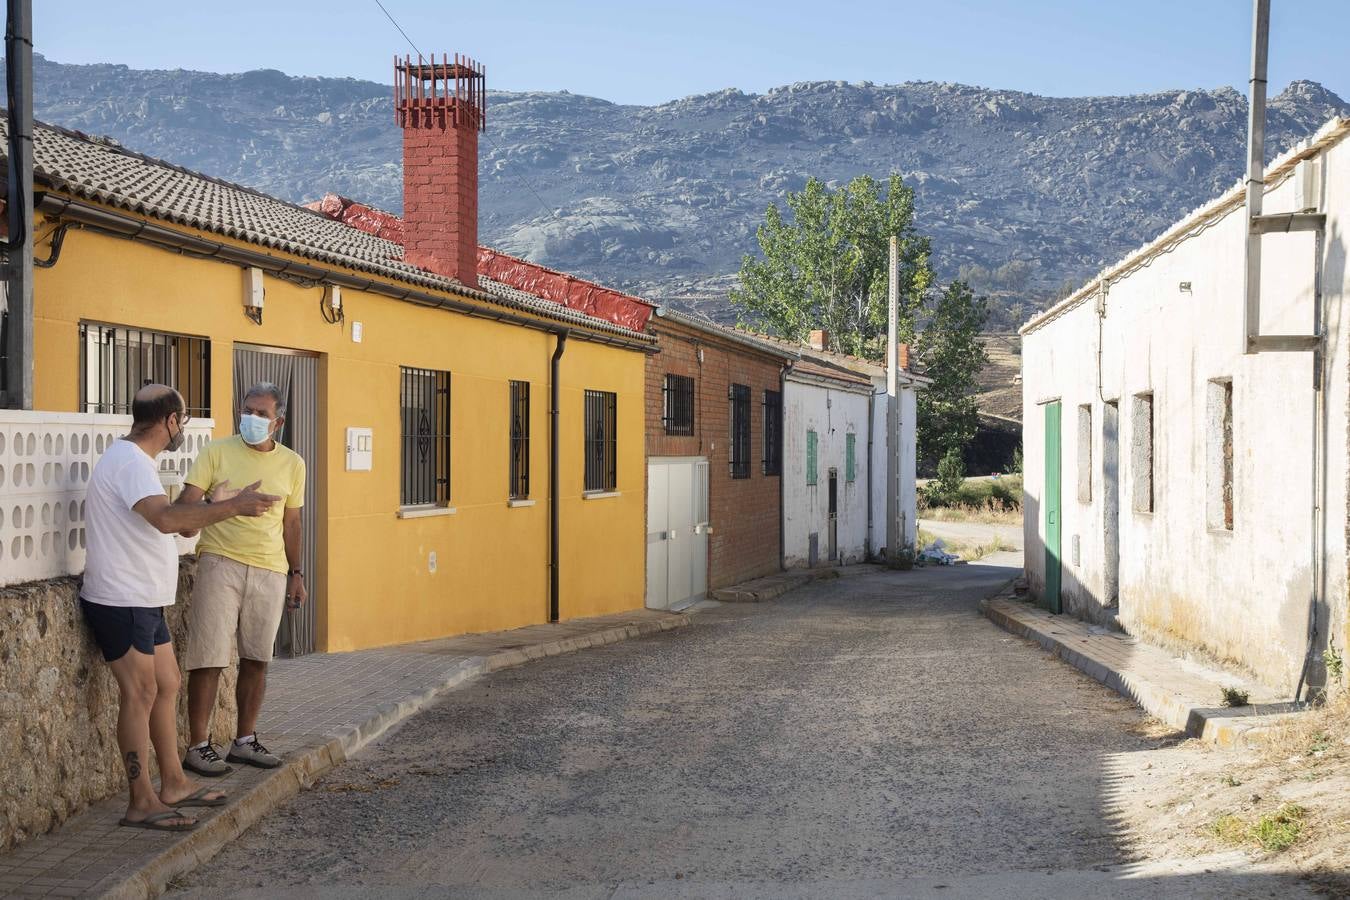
1221 686 1251 707
1209 804 1307 853
1220 773 1242 787
1253 804 1307 851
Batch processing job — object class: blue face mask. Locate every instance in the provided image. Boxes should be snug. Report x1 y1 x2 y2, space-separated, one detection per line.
239 413 274 446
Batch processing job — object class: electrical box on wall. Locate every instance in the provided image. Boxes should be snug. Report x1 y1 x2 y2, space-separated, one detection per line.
345 427 373 472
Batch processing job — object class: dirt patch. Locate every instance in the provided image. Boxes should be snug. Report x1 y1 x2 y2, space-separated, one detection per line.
1111 694 1350 894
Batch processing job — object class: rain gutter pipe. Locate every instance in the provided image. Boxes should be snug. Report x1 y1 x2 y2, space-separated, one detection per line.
549 331 567 623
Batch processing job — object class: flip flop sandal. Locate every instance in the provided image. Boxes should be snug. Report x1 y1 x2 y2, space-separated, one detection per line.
118 810 198 832
172 787 228 808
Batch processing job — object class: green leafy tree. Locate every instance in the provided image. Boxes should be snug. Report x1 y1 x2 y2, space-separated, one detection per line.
730 174 932 356
916 280 989 465
923 447 967 507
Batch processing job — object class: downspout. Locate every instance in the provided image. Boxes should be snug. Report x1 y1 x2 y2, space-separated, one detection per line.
1296 224 1327 703
549 331 568 623
3 0 34 409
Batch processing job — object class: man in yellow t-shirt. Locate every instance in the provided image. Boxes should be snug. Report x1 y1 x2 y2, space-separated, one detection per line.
176 382 306 776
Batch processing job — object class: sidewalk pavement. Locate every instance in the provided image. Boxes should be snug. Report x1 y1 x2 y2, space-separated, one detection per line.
708 563 882 603
980 588 1302 747
0 608 691 899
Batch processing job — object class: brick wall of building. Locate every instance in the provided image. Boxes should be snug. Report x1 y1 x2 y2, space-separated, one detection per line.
646 319 787 589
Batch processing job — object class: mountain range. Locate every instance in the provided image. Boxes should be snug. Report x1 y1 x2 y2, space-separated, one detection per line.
22 54 1350 326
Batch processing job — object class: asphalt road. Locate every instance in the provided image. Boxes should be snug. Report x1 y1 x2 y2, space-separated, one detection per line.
169 555 1315 898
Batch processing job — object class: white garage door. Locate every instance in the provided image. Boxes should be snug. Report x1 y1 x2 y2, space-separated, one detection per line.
646 457 708 611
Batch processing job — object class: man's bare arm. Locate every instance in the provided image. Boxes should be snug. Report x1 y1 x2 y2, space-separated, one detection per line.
135 482 279 535
283 506 307 608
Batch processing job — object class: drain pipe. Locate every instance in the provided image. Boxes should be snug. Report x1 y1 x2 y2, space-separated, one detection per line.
549 331 568 623
3 0 34 409
1296 226 1328 703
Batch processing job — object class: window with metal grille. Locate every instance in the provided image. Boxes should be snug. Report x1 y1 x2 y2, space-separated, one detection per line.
845 432 857 483
509 380 530 500
806 429 818 486
762 389 781 475
584 389 617 492
78 322 211 417
400 367 451 507
729 383 751 479
662 374 694 435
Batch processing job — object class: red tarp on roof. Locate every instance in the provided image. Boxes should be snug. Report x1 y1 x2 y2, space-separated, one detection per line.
305 193 653 334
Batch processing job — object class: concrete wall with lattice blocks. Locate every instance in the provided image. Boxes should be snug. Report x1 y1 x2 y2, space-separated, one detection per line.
0 411 214 587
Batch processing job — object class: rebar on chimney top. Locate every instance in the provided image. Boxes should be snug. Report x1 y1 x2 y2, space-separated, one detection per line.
393 52 486 131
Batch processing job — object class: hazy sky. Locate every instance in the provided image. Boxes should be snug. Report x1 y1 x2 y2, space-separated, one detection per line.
39 1 1350 105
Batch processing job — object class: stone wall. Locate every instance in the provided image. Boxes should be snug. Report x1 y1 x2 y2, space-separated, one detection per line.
0 559 238 850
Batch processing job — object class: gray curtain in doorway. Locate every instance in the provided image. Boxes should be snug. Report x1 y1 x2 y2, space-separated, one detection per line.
233 349 319 657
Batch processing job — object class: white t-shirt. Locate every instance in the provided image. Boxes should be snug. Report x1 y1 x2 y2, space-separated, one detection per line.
82 438 179 608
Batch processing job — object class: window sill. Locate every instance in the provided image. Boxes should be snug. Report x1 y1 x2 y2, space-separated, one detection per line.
1208 526 1235 536
582 491 622 500
508 498 536 508
397 505 457 519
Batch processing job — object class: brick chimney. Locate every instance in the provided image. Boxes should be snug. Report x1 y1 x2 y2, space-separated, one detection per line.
808 329 829 351
898 343 911 371
394 53 485 288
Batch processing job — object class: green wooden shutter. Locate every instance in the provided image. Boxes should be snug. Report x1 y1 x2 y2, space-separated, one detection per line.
806 430 818 485
845 433 856 483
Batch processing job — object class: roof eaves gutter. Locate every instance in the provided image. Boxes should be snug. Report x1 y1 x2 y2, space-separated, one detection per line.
785 367 874 395
653 306 800 361
37 193 657 354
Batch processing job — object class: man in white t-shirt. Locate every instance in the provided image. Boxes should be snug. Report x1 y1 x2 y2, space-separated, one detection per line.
82 384 280 831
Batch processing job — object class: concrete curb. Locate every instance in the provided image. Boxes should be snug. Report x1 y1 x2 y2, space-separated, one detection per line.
709 563 882 603
978 591 1298 749
98 613 691 899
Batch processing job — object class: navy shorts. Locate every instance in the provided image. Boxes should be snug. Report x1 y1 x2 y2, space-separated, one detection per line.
79 599 171 662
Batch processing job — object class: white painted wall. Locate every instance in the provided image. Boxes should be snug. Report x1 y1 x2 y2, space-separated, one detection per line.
783 378 871 567
1021 125 1350 692
867 381 920 556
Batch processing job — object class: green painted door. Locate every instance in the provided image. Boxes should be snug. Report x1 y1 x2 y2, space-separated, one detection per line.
1044 401 1063 613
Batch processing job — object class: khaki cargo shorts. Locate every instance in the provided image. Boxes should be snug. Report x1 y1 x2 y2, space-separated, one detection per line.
184 552 287 669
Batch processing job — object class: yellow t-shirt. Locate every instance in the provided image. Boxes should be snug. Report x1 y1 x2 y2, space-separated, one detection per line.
186 434 305 574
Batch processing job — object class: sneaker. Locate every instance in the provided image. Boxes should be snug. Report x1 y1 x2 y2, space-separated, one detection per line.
183 741 233 777
226 735 282 769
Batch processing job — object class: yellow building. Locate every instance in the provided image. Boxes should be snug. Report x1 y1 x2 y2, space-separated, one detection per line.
5 60 654 652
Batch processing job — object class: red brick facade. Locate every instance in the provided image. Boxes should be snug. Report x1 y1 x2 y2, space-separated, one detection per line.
646 318 789 589
400 101 480 288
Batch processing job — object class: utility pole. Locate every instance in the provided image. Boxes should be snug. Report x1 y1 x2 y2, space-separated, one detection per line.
885 235 900 561
2 0 34 409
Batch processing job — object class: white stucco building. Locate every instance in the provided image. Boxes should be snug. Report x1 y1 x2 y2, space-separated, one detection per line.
777 337 924 568
1020 117 1350 695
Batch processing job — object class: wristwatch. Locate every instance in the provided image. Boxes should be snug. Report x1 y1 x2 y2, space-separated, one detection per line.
289 568 304 577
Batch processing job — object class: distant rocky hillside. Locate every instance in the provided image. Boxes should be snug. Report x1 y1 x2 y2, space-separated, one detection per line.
21 55 1350 325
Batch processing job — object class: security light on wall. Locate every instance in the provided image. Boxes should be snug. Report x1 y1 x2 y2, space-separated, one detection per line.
243 266 265 325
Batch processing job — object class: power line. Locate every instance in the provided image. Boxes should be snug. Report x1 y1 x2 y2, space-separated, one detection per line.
369 1 607 256
373 0 423 58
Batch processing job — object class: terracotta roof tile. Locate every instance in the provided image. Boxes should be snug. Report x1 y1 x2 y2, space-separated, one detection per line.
10 119 651 341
